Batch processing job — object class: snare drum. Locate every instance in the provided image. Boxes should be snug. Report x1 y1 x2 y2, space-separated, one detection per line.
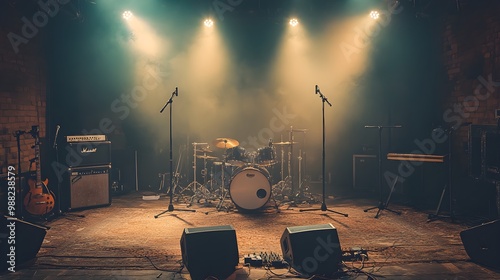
225 146 248 166
229 166 271 211
255 146 276 166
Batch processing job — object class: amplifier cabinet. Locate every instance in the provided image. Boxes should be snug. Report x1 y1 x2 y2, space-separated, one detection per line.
63 141 111 168
63 165 111 211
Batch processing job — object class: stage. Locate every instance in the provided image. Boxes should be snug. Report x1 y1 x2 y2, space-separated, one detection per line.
3 192 499 280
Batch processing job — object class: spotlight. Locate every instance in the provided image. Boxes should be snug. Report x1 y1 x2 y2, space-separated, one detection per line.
289 18 299 27
370 10 380 20
204 18 214 27
122 10 133 20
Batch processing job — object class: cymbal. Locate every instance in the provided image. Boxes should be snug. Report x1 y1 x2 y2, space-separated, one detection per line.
273 141 298 145
213 138 239 149
196 155 218 160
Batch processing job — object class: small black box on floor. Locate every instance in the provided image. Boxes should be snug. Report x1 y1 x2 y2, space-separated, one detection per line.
180 225 239 280
460 219 500 269
281 223 342 277
0 216 48 272
353 154 378 191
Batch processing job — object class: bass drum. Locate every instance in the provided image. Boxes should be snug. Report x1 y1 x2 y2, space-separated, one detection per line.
229 166 271 211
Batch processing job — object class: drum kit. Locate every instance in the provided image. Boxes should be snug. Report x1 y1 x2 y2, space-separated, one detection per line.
176 128 314 212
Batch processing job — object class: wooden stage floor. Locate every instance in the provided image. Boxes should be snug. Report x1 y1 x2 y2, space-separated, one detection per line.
2 192 500 280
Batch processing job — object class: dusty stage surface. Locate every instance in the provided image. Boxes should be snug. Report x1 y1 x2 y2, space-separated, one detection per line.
4 192 500 280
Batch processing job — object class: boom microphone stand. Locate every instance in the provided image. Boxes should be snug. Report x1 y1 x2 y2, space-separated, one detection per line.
155 87 195 218
363 125 402 218
300 85 348 217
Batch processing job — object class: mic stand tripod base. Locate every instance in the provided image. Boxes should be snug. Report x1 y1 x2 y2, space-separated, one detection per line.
299 202 349 217
154 203 196 219
364 176 401 218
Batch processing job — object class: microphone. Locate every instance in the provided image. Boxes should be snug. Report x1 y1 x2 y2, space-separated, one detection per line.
268 138 272 147
175 87 178 96
315 85 319 94
53 125 60 148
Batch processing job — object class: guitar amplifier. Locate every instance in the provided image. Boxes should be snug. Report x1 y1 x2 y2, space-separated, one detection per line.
62 141 111 168
62 165 111 211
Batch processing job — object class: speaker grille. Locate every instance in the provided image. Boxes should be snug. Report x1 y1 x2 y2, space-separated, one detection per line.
180 225 238 280
281 223 342 276
65 166 111 211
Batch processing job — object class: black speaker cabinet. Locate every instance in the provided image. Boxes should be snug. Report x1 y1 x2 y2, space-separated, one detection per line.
64 166 111 211
180 225 239 280
63 141 111 168
281 223 342 276
460 220 500 269
1 216 48 272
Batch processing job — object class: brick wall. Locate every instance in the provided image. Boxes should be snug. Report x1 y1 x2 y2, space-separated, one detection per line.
441 1 500 215
0 2 46 174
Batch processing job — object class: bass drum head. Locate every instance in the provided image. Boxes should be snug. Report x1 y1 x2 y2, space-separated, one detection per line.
229 167 271 211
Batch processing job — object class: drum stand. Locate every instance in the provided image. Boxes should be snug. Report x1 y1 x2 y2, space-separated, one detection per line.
300 85 348 217
272 136 292 202
184 143 213 206
155 87 195 219
215 143 232 212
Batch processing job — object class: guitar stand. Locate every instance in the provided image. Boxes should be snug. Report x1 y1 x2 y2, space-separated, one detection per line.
364 175 401 218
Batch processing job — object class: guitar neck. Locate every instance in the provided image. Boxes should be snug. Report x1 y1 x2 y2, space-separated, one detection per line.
33 126 42 188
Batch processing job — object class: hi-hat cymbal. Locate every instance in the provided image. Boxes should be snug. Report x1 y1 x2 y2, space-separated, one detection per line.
213 138 239 149
273 141 298 145
196 155 218 160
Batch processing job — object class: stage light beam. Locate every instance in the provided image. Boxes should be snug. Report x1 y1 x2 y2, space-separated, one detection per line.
289 18 299 27
122 10 133 20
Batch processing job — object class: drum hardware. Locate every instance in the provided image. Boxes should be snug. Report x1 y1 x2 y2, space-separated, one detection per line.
229 166 273 211
255 146 277 167
299 85 348 217
212 138 239 212
225 146 248 167
180 142 214 206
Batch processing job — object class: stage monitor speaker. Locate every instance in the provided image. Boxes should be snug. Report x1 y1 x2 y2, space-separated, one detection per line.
0 216 48 272
460 219 500 269
180 225 239 280
64 166 111 211
281 223 342 277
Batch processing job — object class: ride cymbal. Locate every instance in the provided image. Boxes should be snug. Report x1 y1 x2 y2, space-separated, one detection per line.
213 138 239 149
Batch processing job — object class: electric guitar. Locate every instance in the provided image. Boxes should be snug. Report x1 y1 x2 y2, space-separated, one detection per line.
24 125 55 216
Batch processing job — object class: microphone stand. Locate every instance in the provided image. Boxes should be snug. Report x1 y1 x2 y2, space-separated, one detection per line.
155 87 195 218
363 125 402 218
52 125 63 216
300 85 348 217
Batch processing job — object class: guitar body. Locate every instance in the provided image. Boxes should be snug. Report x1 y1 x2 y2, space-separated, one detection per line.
23 125 56 216
24 178 55 216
